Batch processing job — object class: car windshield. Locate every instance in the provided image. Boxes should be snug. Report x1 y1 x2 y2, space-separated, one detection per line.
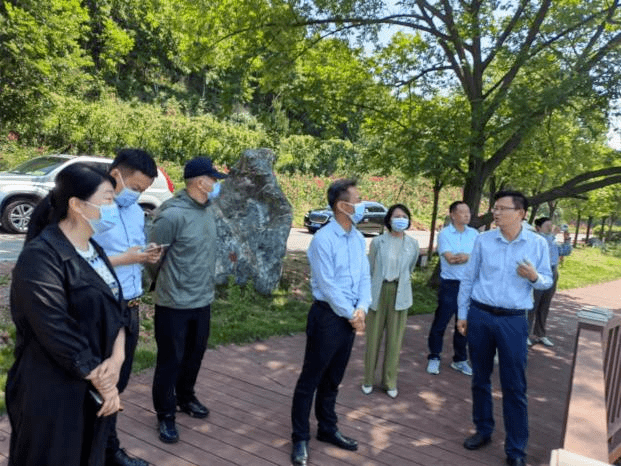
8 156 67 175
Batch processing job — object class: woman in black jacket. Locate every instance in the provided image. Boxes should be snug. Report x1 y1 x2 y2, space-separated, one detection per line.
7 163 129 466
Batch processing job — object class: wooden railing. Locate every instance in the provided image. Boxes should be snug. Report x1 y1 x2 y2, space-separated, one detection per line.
550 449 611 466
603 312 621 464
556 307 619 465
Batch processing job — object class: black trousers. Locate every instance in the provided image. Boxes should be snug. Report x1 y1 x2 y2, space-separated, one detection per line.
152 304 211 420
291 301 355 442
106 304 140 456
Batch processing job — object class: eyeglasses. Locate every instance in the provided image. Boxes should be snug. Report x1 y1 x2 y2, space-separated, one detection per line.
491 206 519 212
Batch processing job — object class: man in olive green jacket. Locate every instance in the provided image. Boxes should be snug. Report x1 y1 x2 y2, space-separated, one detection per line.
148 157 226 444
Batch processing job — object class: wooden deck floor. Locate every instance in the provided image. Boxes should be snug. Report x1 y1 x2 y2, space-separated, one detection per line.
0 279 619 466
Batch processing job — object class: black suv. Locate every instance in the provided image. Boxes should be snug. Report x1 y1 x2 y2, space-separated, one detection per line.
303 201 388 235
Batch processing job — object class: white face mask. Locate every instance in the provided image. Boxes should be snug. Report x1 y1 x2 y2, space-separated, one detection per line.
115 173 141 207
81 201 120 235
342 201 365 224
208 181 221 200
391 217 409 232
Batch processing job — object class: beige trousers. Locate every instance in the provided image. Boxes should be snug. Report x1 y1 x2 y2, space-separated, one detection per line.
363 281 408 390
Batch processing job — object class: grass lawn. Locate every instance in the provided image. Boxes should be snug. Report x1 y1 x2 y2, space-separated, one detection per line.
0 243 620 413
557 245 621 290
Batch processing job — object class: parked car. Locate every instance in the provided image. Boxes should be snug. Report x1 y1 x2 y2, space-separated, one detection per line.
303 201 388 235
0 154 175 233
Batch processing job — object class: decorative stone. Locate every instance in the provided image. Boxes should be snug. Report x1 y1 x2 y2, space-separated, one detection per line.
212 148 293 295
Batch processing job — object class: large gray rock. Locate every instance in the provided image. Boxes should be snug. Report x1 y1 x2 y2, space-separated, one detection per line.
212 148 293 295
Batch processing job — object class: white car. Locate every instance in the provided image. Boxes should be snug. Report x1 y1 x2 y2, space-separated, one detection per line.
0 154 174 233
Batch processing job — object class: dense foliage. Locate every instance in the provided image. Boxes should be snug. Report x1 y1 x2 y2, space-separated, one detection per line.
0 0 620 226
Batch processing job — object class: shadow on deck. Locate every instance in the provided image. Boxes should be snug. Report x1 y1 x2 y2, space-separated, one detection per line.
1 280 619 466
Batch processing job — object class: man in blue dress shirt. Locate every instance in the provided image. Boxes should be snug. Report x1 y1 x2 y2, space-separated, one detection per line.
426 201 478 376
290 179 371 466
94 149 161 466
456 191 552 466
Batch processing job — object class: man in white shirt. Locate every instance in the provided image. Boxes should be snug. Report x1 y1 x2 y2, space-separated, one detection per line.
426 201 478 376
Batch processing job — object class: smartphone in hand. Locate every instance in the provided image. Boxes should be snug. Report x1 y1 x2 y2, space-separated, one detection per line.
89 389 103 408
140 243 170 253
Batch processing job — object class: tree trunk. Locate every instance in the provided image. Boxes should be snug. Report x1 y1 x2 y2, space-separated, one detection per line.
573 211 581 248
585 216 593 242
427 178 442 260
599 216 606 240
548 200 557 220
463 100 487 218
529 204 540 223
463 170 484 218
606 214 616 242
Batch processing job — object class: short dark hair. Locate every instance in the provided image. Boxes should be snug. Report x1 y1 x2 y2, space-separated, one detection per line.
26 163 115 242
384 203 411 232
327 178 357 210
534 217 550 228
493 190 529 211
111 148 157 178
449 201 468 213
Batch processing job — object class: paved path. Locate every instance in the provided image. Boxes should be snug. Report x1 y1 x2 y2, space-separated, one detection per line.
287 228 435 254
0 280 618 466
0 233 23 262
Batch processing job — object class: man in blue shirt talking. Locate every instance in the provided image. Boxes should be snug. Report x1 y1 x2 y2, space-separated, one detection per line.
290 179 371 466
456 190 552 466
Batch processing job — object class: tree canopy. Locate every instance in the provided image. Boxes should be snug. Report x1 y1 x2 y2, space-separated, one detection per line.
1 0 620 223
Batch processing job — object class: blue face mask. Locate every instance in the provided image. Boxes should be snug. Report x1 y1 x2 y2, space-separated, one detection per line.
391 217 409 232
84 202 120 235
344 202 365 224
115 173 141 207
208 181 221 201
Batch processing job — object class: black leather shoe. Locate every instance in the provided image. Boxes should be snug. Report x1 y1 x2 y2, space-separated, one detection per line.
107 448 149 466
463 432 491 450
291 440 309 465
317 430 358 451
178 399 210 419
158 417 179 444
506 457 526 466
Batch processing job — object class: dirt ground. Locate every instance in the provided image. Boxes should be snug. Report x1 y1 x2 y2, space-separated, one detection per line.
0 262 13 312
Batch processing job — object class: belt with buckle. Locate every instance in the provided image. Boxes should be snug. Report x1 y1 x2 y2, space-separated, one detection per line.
124 298 141 308
471 299 527 316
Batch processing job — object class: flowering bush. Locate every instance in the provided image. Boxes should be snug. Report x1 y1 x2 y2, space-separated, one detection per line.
277 172 463 230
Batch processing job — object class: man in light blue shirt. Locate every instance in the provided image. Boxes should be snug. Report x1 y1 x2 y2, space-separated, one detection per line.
528 217 572 347
290 179 371 466
427 201 478 376
93 149 161 466
456 191 552 466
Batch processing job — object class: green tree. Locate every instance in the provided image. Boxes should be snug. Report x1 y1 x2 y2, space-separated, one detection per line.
362 92 469 249
0 0 92 131
273 0 621 214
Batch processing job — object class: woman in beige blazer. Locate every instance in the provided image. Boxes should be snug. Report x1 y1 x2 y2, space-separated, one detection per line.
362 204 419 398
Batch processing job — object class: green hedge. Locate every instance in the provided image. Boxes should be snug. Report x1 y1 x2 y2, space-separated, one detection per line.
3 96 376 180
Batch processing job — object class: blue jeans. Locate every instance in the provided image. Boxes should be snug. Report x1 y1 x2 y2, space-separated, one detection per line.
427 279 468 362
467 302 528 460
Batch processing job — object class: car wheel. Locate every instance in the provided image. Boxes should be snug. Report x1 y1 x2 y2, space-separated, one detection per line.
1 198 36 234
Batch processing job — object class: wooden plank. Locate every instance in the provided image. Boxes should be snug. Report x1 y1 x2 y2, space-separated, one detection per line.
563 328 609 462
0 282 618 465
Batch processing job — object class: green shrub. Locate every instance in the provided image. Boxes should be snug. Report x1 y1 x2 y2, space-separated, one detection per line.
19 95 272 168
277 172 462 229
